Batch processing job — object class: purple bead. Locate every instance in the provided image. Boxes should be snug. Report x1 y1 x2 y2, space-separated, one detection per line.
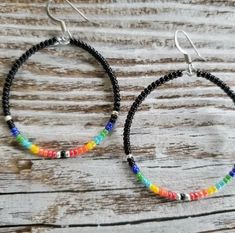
105 122 113 131
132 164 140 174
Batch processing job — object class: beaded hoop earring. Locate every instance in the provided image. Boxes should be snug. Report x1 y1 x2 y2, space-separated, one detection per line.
2 2 120 159
123 30 235 201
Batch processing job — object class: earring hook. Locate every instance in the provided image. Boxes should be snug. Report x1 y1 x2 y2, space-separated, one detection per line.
175 30 206 75
46 0 89 39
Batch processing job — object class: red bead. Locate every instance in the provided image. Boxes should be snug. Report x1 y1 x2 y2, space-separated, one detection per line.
171 192 177 200
69 150 74 157
52 151 57 158
73 149 78 156
198 191 204 199
194 192 199 200
48 150 53 158
190 192 195 201
168 191 175 200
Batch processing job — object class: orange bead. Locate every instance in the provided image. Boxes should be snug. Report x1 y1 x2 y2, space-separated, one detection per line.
43 149 48 157
159 188 168 197
39 148 44 157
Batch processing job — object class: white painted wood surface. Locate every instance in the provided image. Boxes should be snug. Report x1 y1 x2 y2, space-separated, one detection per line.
1 1 235 232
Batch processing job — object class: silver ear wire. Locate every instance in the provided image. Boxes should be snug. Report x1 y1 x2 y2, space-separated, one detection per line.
175 30 206 75
46 0 90 40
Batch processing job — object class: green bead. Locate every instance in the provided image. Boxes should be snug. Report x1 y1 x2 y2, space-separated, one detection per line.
226 175 232 181
136 172 144 181
102 129 109 136
16 134 24 143
100 132 106 138
223 176 230 183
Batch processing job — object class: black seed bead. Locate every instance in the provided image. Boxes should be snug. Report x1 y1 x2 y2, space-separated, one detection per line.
40 42 45 48
176 70 183 77
110 117 116 124
159 77 165 84
155 79 161 86
164 75 169 81
196 70 202 77
149 82 155 89
180 193 186 201
140 91 146 97
205 73 211 79
127 157 135 167
144 88 150 95
60 151 66 159
7 120 15 129
201 72 206 77
172 71 177 77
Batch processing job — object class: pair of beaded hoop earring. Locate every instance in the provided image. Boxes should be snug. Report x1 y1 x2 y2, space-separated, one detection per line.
2 1 235 202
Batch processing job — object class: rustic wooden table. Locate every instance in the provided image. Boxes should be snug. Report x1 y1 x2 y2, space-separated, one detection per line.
1 1 235 232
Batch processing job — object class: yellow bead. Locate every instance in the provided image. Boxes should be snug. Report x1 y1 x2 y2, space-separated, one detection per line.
150 184 159 194
30 144 40 154
207 186 217 195
86 141 96 150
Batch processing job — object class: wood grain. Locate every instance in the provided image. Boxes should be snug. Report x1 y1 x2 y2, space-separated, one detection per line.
1 1 235 232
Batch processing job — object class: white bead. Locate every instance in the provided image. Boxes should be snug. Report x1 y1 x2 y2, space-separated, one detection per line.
56 151 61 159
185 194 191 201
112 111 119 116
4 115 12 121
176 193 181 201
66 151 70 158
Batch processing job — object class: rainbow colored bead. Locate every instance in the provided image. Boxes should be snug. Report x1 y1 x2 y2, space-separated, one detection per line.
130 162 235 201
9 120 116 159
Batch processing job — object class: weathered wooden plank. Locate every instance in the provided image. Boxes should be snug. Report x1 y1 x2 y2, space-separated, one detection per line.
1 0 235 232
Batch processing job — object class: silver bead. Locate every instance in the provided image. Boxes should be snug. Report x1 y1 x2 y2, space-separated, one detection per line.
126 154 133 159
4 115 12 121
56 151 61 159
112 111 119 116
66 151 70 158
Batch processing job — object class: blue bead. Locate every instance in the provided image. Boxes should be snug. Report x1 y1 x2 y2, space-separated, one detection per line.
232 168 235 173
11 127 18 133
229 171 235 177
11 127 18 132
105 122 113 131
11 130 20 137
132 165 140 174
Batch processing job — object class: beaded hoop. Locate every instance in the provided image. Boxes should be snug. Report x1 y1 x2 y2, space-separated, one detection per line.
123 70 235 201
2 37 120 159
